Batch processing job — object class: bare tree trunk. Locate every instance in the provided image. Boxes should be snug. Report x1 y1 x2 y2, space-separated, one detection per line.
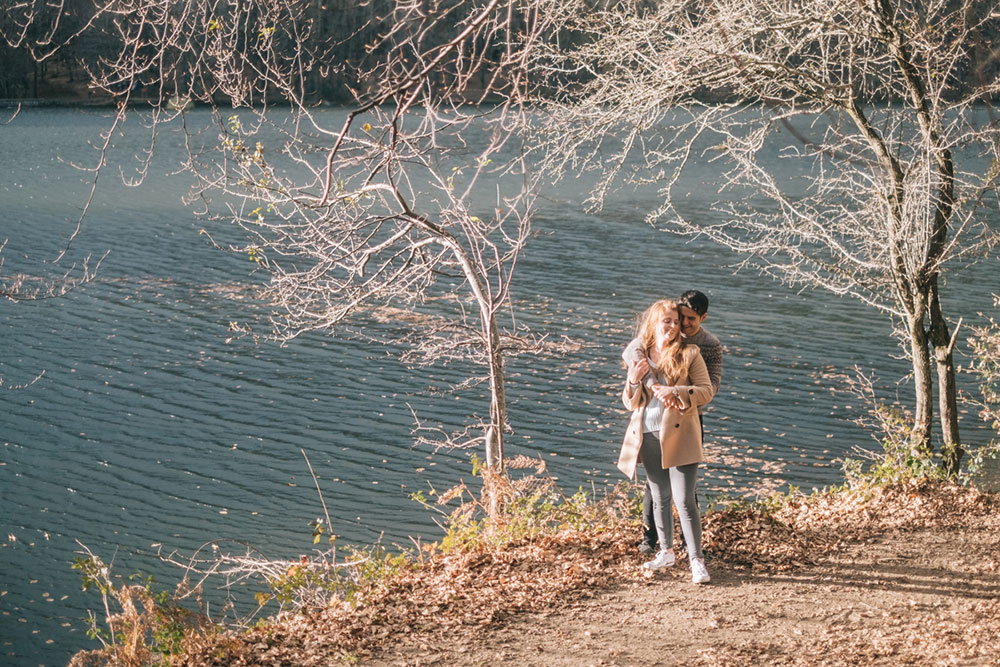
878 0 962 471
483 308 506 474
908 305 934 456
447 246 507 477
437 231 510 515
482 307 507 520
928 281 963 474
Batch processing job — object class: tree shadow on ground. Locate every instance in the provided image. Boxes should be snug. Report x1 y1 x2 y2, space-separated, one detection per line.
735 561 1000 600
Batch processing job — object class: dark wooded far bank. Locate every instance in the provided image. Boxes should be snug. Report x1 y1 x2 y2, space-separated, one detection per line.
1 0 515 105
4 0 1000 105
2 0 373 102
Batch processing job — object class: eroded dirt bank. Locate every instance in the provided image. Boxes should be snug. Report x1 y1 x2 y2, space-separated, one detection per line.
373 483 1000 666
71 482 1000 666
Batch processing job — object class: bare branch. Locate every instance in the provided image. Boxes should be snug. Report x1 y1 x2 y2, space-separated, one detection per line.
532 0 1000 458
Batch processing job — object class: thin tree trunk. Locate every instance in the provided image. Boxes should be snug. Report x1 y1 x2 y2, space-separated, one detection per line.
928 281 963 474
433 230 509 517
908 306 934 456
424 230 510 481
483 306 506 475
878 0 960 470
481 306 507 521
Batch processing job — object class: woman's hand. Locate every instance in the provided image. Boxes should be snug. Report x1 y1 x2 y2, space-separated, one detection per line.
627 358 650 385
651 384 683 410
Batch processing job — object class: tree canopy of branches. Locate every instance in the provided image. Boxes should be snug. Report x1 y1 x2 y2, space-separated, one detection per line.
5 0 553 501
1 1 109 304
532 0 1000 474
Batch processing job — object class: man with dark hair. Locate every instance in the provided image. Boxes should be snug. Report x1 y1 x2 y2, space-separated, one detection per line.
622 289 723 554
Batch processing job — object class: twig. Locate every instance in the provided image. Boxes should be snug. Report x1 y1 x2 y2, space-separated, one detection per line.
302 448 334 548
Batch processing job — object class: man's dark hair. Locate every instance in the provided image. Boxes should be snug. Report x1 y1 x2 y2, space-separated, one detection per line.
678 290 709 316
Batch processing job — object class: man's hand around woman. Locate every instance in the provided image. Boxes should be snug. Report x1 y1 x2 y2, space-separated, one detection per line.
651 384 684 410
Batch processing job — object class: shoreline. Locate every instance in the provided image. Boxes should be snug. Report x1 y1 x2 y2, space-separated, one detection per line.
66 479 1000 666
0 97 116 109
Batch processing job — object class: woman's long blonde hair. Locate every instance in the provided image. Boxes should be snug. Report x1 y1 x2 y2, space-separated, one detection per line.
636 299 690 383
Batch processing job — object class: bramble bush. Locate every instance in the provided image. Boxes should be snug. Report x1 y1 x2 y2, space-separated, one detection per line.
964 294 1000 481
69 455 639 665
69 545 205 667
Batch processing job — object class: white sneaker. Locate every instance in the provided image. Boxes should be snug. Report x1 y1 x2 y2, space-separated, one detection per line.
643 549 676 571
691 557 711 584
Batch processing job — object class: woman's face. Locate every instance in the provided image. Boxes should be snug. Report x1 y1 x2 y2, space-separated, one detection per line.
655 308 680 347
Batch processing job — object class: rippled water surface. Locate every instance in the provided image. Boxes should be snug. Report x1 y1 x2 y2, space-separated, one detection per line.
2 108 998 665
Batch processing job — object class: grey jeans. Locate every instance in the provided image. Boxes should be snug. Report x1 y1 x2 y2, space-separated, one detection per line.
640 432 703 559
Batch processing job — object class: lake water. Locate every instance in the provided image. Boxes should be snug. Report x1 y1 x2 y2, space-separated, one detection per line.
1 108 998 665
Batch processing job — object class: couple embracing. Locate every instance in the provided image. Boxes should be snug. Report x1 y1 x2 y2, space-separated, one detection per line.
618 290 723 585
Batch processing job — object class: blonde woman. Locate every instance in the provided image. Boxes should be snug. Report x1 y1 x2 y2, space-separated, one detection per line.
618 299 715 583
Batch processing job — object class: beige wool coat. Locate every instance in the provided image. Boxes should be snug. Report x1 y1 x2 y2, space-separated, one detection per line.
617 346 715 479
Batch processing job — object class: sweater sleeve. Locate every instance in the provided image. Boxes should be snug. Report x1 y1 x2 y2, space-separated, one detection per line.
622 337 645 364
700 339 723 395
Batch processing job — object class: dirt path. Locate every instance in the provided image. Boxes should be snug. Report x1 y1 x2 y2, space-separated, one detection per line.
373 522 1000 666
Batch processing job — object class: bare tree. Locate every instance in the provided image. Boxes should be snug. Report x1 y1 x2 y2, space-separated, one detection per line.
1 1 116 310
11 0 553 505
531 0 1000 473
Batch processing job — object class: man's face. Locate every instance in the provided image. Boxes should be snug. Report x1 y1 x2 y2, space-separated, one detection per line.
679 305 706 337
